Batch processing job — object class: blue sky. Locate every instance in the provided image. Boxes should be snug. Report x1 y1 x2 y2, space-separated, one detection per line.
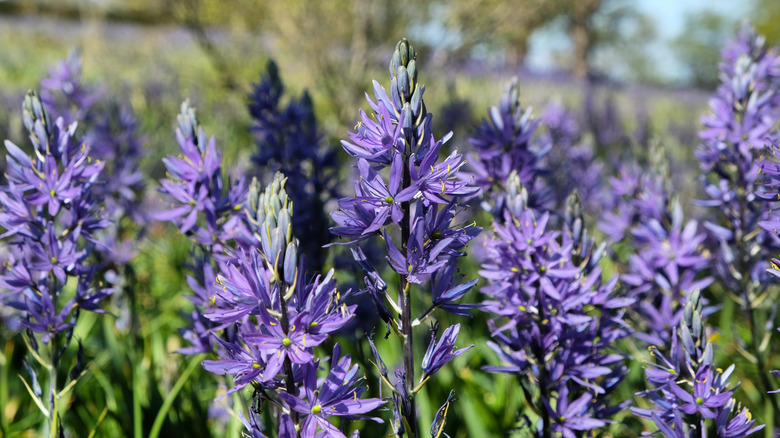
526 0 752 82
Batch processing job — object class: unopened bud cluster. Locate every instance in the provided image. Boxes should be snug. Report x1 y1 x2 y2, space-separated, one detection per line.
247 173 298 285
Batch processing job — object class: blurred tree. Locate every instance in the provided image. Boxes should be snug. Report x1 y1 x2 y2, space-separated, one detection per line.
443 0 568 68
672 11 735 89
753 0 780 46
587 0 658 83
261 0 432 126
567 0 603 79
443 0 654 81
155 0 433 127
163 0 272 90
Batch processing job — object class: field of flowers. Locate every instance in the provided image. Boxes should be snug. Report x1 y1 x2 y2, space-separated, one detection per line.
1 14 780 438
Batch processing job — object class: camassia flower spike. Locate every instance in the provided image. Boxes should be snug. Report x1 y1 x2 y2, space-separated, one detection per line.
330 39 480 437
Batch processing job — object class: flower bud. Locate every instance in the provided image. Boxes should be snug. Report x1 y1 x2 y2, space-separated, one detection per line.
283 240 298 285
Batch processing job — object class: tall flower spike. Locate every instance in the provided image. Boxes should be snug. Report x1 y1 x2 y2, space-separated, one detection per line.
475 83 631 436
698 25 780 412
539 102 604 213
158 100 247 246
330 39 480 437
633 288 763 436
1 90 110 436
40 49 101 125
467 78 548 213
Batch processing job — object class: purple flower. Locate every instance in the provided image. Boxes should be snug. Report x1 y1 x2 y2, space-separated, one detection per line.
716 399 765 437
28 224 84 285
467 78 543 198
334 156 413 238
479 177 630 432
700 25 780 287
383 214 466 284
429 261 479 317
204 250 275 324
411 147 478 204
243 310 326 379
671 366 733 419
201 333 270 397
420 323 472 381
539 102 605 213
341 97 405 165
40 49 101 125
279 345 385 438
547 383 607 438
157 101 251 356
643 337 681 387
157 100 247 246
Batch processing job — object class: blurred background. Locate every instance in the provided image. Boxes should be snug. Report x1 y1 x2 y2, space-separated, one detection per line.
1 0 777 140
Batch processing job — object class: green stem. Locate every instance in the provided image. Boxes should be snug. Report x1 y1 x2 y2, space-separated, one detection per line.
0 340 9 434
48 334 58 438
132 361 142 438
400 134 418 438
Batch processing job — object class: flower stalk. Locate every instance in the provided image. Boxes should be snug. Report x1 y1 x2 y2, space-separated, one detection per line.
331 38 479 437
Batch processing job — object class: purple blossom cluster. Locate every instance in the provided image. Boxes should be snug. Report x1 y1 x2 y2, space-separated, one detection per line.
478 173 631 437
466 77 549 212
248 60 339 272
330 39 480 436
205 238 382 437
698 25 780 289
158 101 248 250
205 174 384 437
40 50 101 126
157 100 382 436
598 151 670 245
40 51 147 274
697 25 780 404
633 290 763 437
157 100 249 356
583 88 631 151
599 140 713 348
5 26 780 437
623 199 713 347
0 91 111 434
1 91 110 339
538 102 605 213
